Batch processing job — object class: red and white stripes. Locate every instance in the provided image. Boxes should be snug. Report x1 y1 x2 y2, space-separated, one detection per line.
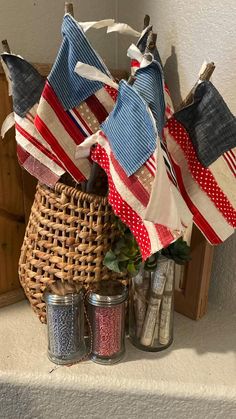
34 81 117 183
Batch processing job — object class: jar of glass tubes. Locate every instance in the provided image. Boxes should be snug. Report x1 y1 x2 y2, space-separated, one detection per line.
44 290 86 365
87 281 128 365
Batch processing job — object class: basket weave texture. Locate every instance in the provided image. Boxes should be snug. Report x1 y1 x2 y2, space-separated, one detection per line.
19 182 122 323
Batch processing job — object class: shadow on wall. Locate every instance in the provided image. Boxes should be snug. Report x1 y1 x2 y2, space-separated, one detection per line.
209 232 236 311
164 45 183 109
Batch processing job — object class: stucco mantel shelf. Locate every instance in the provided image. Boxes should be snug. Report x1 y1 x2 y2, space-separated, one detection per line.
0 301 236 419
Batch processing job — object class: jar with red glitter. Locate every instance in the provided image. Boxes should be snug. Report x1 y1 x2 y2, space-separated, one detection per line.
87 281 128 365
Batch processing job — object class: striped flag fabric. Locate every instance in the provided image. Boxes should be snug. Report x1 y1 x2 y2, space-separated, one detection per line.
16 144 62 186
34 14 118 183
1 53 65 186
101 76 158 177
133 61 166 135
132 59 175 176
128 44 174 120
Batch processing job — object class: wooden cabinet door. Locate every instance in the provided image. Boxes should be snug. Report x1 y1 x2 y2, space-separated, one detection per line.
0 67 26 306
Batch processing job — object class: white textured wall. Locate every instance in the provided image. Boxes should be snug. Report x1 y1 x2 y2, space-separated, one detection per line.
118 0 236 112
118 0 236 309
0 0 118 68
209 234 236 310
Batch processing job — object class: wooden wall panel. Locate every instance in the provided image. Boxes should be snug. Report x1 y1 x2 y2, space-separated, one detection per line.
174 225 214 320
0 72 26 306
0 217 25 294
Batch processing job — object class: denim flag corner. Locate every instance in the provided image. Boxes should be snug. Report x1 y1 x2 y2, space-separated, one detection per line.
175 81 236 167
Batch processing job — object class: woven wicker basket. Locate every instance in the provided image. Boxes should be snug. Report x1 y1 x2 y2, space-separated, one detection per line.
19 182 123 323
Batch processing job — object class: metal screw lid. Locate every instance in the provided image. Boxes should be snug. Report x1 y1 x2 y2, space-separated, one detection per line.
44 291 82 306
87 281 128 307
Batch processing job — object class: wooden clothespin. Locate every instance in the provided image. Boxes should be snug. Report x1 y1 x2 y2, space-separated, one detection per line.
65 2 74 17
143 14 150 29
2 39 10 53
178 62 216 110
127 75 136 85
146 31 157 52
127 17 153 83
144 31 157 62
199 62 215 82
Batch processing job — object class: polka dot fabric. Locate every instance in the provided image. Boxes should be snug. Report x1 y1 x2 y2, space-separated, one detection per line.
104 85 118 102
166 118 236 228
91 143 152 260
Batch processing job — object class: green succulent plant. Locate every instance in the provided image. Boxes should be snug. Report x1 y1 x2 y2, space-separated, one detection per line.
161 238 192 265
104 218 191 276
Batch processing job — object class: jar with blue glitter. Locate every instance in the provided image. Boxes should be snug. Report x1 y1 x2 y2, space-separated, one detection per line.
44 291 86 365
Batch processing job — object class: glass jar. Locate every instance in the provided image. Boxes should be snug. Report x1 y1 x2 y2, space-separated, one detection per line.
87 281 128 365
44 291 86 365
129 256 175 352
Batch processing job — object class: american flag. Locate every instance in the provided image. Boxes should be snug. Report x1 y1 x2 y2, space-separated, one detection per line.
34 14 117 183
1 53 65 186
128 43 175 197
164 118 236 244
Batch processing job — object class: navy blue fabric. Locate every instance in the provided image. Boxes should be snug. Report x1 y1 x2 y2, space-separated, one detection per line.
175 81 236 167
1 54 44 117
101 80 156 176
48 14 111 110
